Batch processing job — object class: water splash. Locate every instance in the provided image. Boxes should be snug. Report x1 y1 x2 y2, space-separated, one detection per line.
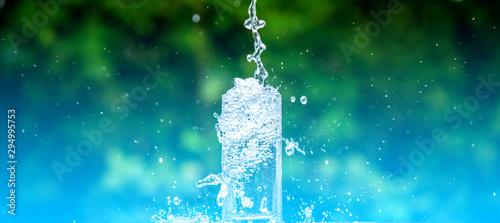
196 0 281 221
284 137 305 155
244 0 268 84
198 77 281 221
196 173 222 188
151 209 210 223
304 206 313 222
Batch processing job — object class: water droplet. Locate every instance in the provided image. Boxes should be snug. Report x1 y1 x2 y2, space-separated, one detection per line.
284 138 304 155
173 196 180 205
291 96 296 103
159 157 163 163
300 95 307 105
192 14 200 23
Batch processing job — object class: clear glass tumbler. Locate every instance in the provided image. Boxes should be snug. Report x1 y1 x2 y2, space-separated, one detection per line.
217 78 282 223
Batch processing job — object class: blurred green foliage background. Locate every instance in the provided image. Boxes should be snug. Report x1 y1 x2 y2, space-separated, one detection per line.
1 0 499 222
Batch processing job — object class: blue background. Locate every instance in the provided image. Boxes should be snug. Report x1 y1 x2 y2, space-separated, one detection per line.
1 0 499 222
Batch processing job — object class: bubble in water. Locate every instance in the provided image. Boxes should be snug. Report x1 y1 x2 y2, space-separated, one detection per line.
241 196 254 208
300 95 307 105
138 42 145 49
260 197 268 212
291 96 296 103
173 196 180 205
257 186 262 192
217 196 224 206
123 48 131 57
192 14 200 23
